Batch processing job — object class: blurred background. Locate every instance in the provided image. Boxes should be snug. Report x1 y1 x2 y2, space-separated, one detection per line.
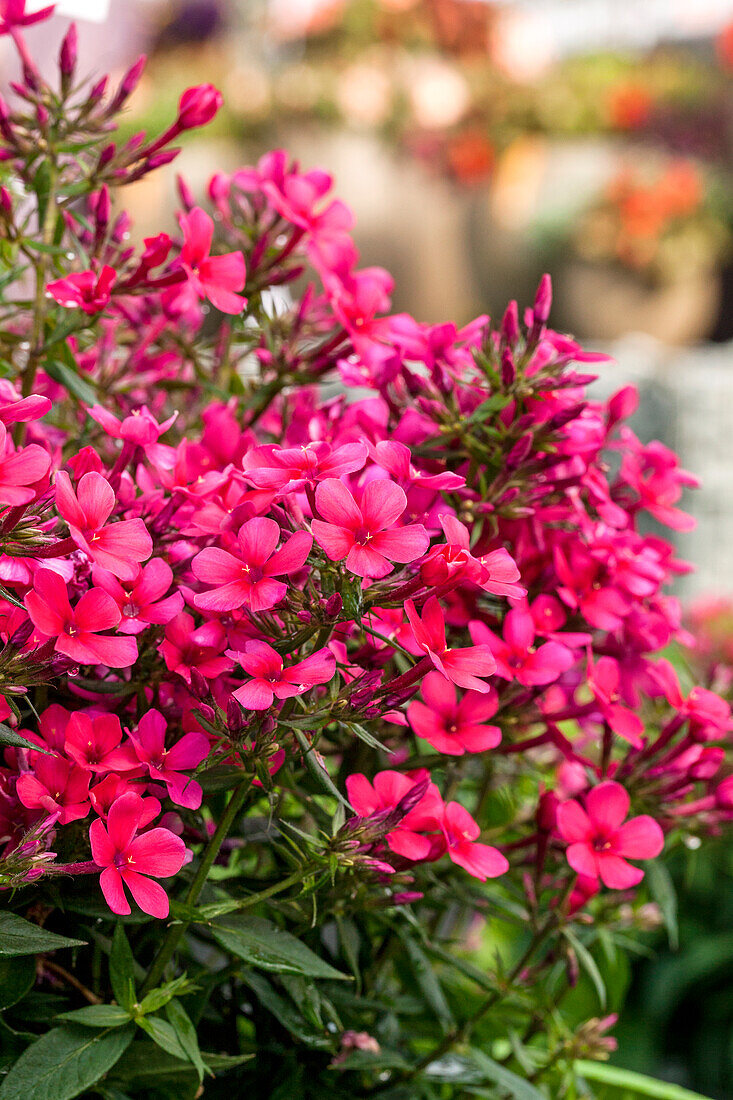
8 1 733 1095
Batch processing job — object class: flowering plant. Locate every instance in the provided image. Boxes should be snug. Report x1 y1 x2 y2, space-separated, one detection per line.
0 8 728 1100
571 158 731 285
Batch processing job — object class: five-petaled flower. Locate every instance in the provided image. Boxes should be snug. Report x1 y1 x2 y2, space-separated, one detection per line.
178 206 247 315
89 791 187 918
312 478 429 579
556 781 664 889
230 639 335 710
193 517 312 613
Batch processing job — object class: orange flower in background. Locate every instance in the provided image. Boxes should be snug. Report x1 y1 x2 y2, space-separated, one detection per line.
717 20 733 69
606 83 653 131
446 129 495 184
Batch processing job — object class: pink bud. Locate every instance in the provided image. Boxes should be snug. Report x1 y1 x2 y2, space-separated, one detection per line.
36 103 49 128
324 592 343 617
500 300 519 345
501 348 515 387
0 187 12 215
89 76 108 102
533 273 552 326
176 83 223 131
97 143 115 170
59 23 78 80
176 173 195 211
94 185 110 235
111 55 146 110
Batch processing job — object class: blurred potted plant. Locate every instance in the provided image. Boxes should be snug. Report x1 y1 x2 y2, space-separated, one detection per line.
558 158 731 344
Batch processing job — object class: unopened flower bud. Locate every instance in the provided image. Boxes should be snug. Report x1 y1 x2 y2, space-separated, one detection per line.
506 432 533 469
94 185 110 237
36 103 49 128
0 95 14 143
226 697 245 735
8 618 34 650
500 300 519 346
176 83 223 131
324 592 343 617
97 143 116 171
59 23 78 82
110 55 146 111
532 273 552 326
297 610 312 624
0 186 12 216
176 173 196 211
190 667 209 700
89 76 108 102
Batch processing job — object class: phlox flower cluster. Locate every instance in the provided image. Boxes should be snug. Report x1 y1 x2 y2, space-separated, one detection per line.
0 6 729 949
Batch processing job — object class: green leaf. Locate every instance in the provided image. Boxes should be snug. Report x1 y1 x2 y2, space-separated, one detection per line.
109 925 136 1013
575 1060 717 1099
397 934 454 1033
107 1041 251 1087
137 975 192 1016
0 1023 134 1100
165 1000 206 1082
466 1048 547 1100
239 969 330 1049
0 956 35 1011
43 357 96 407
211 913 348 981
292 728 352 811
564 928 606 1010
135 1017 188 1063
0 912 85 957
0 724 51 755
646 860 679 950
55 1005 132 1029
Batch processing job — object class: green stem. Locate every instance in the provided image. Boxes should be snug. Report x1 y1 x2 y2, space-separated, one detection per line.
21 162 58 404
140 777 252 995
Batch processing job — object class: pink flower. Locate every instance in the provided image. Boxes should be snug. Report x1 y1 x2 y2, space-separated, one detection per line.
160 612 231 684
469 607 576 687
192 518 312 613
422 515 524 598
17 756 90 825
56 470 152 581
47 265 116 314
25 568 138 668
0 384 51 426
89 791 186 918
405 597 496 692
91 559 183 635
0 421 50 505
587 656 644 748
556 781 664 889
346 769 444 861
64 711 137 774
407 671 501 755
0 0 55 34
178 207 246 315
371 441 465 493
128 710 208 810
439 801 509 881
88 404 177 446
312 478 429 578
231 639 335 710
243 441 368 493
